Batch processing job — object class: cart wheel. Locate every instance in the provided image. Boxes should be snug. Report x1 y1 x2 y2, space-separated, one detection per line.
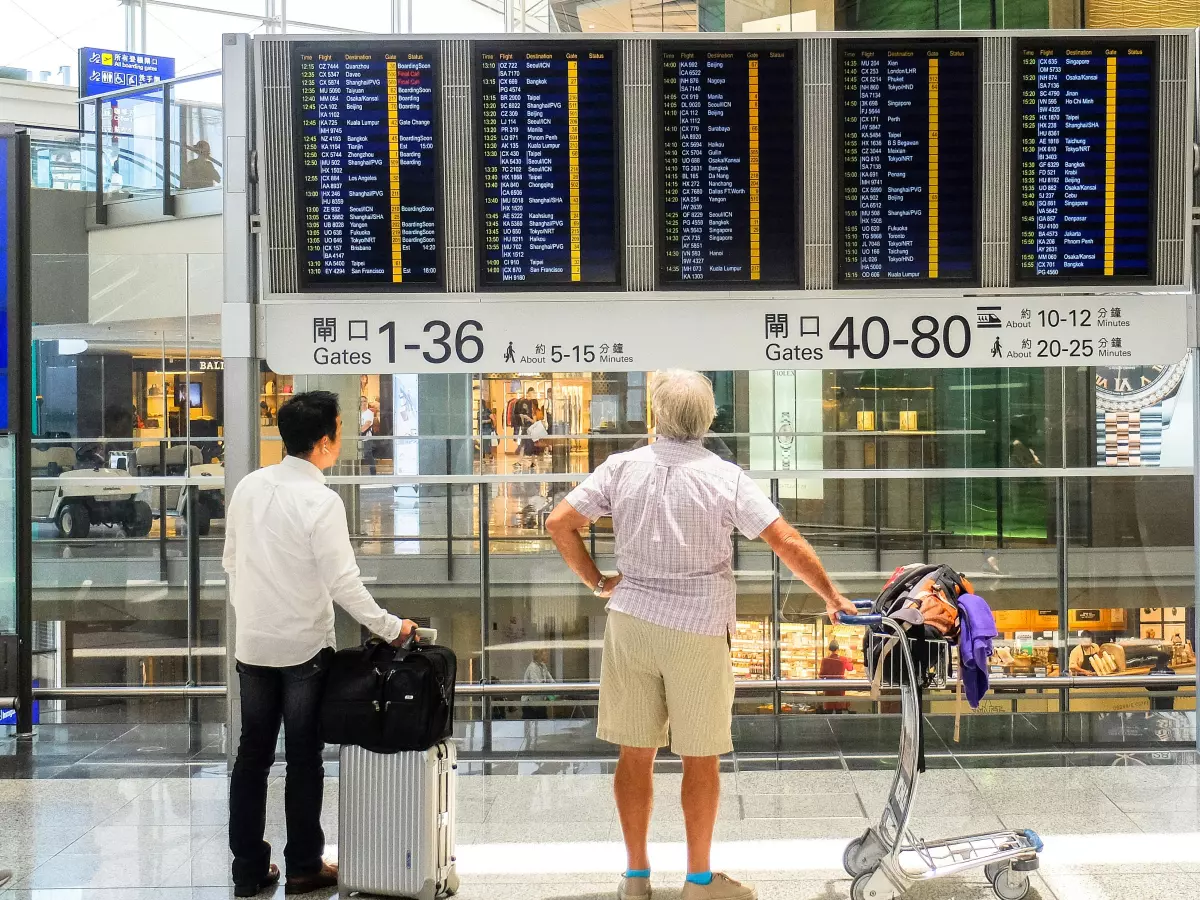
991 866 1031 900
843 835 881 877
850 871 880 900
984 862 1004 883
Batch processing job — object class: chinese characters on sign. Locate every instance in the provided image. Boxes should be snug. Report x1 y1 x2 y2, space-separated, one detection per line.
264 297 1183 375
79 47 175 96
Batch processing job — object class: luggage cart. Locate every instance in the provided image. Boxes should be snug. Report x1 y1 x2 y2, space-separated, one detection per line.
840 603 1043 900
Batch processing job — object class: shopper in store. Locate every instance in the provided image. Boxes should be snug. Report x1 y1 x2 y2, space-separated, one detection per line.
515 387 540 456
223 390 418 896
359 395 377 475
1069 631 1101 675
480 405 499 466
818 639 855 713
546 369 855 900
522 647 556 719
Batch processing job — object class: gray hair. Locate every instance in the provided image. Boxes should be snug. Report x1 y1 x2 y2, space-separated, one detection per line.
651 369 716 441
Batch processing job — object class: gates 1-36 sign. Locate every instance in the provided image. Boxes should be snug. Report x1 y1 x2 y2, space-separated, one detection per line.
260 295 1189 374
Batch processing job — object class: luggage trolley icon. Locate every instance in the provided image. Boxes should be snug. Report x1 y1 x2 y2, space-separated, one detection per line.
839 602 1043 900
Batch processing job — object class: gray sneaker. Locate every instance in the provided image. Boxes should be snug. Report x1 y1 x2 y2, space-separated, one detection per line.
618 874 651 900
681 873 757 900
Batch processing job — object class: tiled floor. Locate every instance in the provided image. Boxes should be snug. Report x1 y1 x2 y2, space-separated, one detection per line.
1 754 1198 900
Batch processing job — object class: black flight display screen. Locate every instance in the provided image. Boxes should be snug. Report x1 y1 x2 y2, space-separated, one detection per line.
1015 40 1156 283
293 42 440 290
838 42 978 285
659 45 798 286
477 44 620 287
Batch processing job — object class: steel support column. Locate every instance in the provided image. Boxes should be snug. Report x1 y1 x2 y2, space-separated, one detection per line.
221 33 258 760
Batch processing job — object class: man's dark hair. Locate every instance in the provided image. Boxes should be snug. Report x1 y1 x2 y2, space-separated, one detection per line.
278 390 340 457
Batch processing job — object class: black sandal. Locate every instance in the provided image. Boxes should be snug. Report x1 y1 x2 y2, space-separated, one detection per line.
235 863 281 897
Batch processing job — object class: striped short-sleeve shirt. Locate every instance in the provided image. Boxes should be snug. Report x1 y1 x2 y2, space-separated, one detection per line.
565 439 781 636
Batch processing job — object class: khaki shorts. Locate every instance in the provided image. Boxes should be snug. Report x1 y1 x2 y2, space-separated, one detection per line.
598 610 735 758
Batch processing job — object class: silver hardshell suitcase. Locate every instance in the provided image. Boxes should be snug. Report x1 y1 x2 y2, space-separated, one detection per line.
339 741 460 899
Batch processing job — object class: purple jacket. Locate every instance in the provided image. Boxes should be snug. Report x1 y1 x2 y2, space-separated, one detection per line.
957 593 997 708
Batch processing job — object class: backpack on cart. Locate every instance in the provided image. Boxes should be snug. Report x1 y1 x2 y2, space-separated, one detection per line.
863 563 972 689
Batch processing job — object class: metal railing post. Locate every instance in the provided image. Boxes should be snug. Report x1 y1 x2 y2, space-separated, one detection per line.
158 440 168 582
162 81 175 216
770 478 782 735
445 438 454 582
479 483 492 749
93 98 107 224
186 483 200 730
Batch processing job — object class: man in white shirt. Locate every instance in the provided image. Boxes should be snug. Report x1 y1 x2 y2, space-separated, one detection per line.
223 390 416 896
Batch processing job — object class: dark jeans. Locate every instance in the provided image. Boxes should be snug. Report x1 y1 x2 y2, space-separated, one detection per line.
229 648 333 884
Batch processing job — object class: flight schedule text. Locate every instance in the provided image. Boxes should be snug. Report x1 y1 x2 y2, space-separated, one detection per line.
294 43 439 288
839 43 977 284
1016 41 1155 282
478 45 620 286
660 46 798 285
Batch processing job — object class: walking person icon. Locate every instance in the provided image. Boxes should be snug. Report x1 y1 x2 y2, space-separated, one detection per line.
991 337 1002 358
504 342 515 364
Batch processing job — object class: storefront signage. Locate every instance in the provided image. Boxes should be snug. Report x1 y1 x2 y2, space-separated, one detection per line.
261 294 1189 374
1074 609 1101 623
79 47 175 97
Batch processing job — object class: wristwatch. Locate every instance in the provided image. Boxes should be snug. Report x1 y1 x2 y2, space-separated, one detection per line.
593 575 610 597
777 411 794 470
1095 361 1186 466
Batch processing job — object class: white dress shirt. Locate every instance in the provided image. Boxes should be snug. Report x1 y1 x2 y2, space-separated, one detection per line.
223 455 403 667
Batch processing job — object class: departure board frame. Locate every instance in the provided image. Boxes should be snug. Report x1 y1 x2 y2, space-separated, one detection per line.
289 40 445 293
1010 36 1160 287
834 38 983 289
654 39 803 290
472 39 625 292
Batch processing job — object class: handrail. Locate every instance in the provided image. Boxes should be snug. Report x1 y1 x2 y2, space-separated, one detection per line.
30 673 1193 701
76 68 221 105
0 696 18 709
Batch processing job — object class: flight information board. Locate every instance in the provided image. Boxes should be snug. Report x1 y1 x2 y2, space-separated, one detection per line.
659 46 798 286
1015 40 1156 283
478 44 620 287
838 42 978 285
292 42 440 290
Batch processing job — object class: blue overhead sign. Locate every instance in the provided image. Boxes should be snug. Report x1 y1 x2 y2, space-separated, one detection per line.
79 47 175 97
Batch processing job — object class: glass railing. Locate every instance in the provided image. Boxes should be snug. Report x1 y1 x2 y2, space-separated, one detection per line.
23 447 1195 751
58 70 224 219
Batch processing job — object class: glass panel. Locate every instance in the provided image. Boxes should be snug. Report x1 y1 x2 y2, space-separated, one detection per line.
96 88 166 201
172 75 224 194
28 126 94 192
1066 474 1196 739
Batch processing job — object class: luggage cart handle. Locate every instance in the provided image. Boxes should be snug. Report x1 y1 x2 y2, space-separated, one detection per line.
838 613 882 626
838 599 880 626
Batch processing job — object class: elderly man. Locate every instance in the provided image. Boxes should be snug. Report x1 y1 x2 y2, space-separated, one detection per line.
547 370 854 900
